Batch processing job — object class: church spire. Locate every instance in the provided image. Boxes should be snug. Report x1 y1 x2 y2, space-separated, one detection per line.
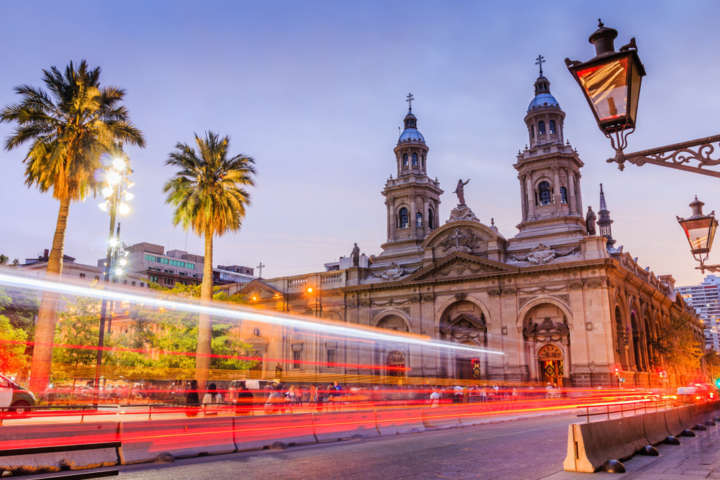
597 183 615 248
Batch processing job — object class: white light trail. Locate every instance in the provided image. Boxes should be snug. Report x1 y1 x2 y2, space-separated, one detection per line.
0 271 503 356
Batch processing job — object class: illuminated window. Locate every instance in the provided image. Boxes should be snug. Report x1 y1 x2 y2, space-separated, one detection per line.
538 121 546 135
560 186 568 204
412 152 418 167
416 212 423 228
402 153 408 168
549 120 556 135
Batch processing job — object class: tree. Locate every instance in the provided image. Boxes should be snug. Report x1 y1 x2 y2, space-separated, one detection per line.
0 254 8 265
1 60 145 393
164 132 255 388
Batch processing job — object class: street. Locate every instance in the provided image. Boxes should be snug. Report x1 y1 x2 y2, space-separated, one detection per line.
117 412 575 480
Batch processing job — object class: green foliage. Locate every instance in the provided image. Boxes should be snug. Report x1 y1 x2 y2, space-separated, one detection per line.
51 297 100 381
0 314 29 375
163 131 255 238
654 315 704 381
0 60 145 202
0 254 8 265
210 322 256 371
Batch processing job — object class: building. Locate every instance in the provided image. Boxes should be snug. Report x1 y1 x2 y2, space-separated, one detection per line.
677 276 720 351
118 242 203 288
19 249 149 287
233 65 703 386
116 242 256 288
214 265 255 285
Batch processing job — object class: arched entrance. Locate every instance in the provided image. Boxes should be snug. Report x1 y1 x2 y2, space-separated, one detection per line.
386 350 405 377
375 314 410 377
523 302 570 385
439 301 487 380
538 344 564 386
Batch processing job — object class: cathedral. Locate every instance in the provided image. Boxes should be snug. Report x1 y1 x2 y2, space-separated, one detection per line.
235 66 702 387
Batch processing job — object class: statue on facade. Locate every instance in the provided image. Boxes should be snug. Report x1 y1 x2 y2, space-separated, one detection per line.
454 178 470 206
585 206 597 235
351 243 360 267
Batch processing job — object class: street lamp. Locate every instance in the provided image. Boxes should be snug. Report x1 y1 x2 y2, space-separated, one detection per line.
94 154 133 399
565 19 720 177
677 196 719 273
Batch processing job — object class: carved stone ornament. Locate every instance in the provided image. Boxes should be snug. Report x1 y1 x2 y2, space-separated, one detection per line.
511 244 580 265
447 204 480 223
438 227 482 252
523 317 570 342
371 262 418 281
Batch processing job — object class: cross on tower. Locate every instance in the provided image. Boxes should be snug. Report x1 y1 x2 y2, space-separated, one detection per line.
535 54 546 76
406 92 414 112
256 261 266 279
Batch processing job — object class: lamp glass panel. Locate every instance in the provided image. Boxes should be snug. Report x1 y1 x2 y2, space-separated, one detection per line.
576 57 629 123
682 217 715 252
628 59 642 126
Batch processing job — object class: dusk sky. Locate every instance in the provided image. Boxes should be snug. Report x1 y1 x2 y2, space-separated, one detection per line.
1 1 719 286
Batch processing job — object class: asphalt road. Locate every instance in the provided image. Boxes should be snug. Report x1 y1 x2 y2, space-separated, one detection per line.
117 412 577 480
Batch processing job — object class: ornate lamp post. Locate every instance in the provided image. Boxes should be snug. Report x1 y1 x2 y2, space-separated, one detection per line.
677 196 719 272
95 155 133 398
566 19 720 177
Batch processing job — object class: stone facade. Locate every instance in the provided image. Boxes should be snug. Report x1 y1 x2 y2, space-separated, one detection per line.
235 73 702 387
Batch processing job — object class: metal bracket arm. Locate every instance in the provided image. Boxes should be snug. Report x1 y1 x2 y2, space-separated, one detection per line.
609 134 720 178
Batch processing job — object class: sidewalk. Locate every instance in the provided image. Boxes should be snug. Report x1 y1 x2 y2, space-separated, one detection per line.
543 421 720 479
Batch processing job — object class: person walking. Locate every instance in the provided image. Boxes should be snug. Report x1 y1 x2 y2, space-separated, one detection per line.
186 380 200 417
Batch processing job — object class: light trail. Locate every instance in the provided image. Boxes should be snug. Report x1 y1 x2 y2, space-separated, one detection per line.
0 271 503 356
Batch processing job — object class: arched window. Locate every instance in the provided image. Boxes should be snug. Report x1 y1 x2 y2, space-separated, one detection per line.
411 152 418 167
428 208 435 229
530 124 535 139
416 212 423 228
560 186 568 204
398 207 409 229
549 119 556 135
422 155 426 170
402 153 408 169
538 181 552 205
538 120 546 135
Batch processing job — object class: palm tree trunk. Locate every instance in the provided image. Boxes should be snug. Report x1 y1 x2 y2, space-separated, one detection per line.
29 197 70 394
195 232 214 390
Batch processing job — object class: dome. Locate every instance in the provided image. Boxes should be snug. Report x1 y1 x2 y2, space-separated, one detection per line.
398 127 425 144
527 92 559 112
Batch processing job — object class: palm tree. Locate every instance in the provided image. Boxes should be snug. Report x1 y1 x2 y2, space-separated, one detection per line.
164 132 255 388
1 60 145 393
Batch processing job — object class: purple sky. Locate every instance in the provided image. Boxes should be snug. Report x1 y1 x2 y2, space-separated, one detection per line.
1 1 719 286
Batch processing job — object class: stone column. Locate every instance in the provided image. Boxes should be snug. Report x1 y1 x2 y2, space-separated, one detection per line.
519 175 527 220
575 175 583 214
553 167 561 206
389 199 397 241
568 173 577 215
410 198 417 239
525 176 536 220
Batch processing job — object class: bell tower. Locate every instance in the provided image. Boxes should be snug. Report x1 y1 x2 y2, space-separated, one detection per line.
510 57 586 252
380 94 443 259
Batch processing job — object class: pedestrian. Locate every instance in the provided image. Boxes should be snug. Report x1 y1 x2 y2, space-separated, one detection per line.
185 380 200 417
429 387 441 408
235 381 254 415
202 383 221 415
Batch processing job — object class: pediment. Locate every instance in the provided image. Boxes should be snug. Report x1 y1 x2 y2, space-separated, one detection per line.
235 279 283 297
408 253 517 281
423 221 505 257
